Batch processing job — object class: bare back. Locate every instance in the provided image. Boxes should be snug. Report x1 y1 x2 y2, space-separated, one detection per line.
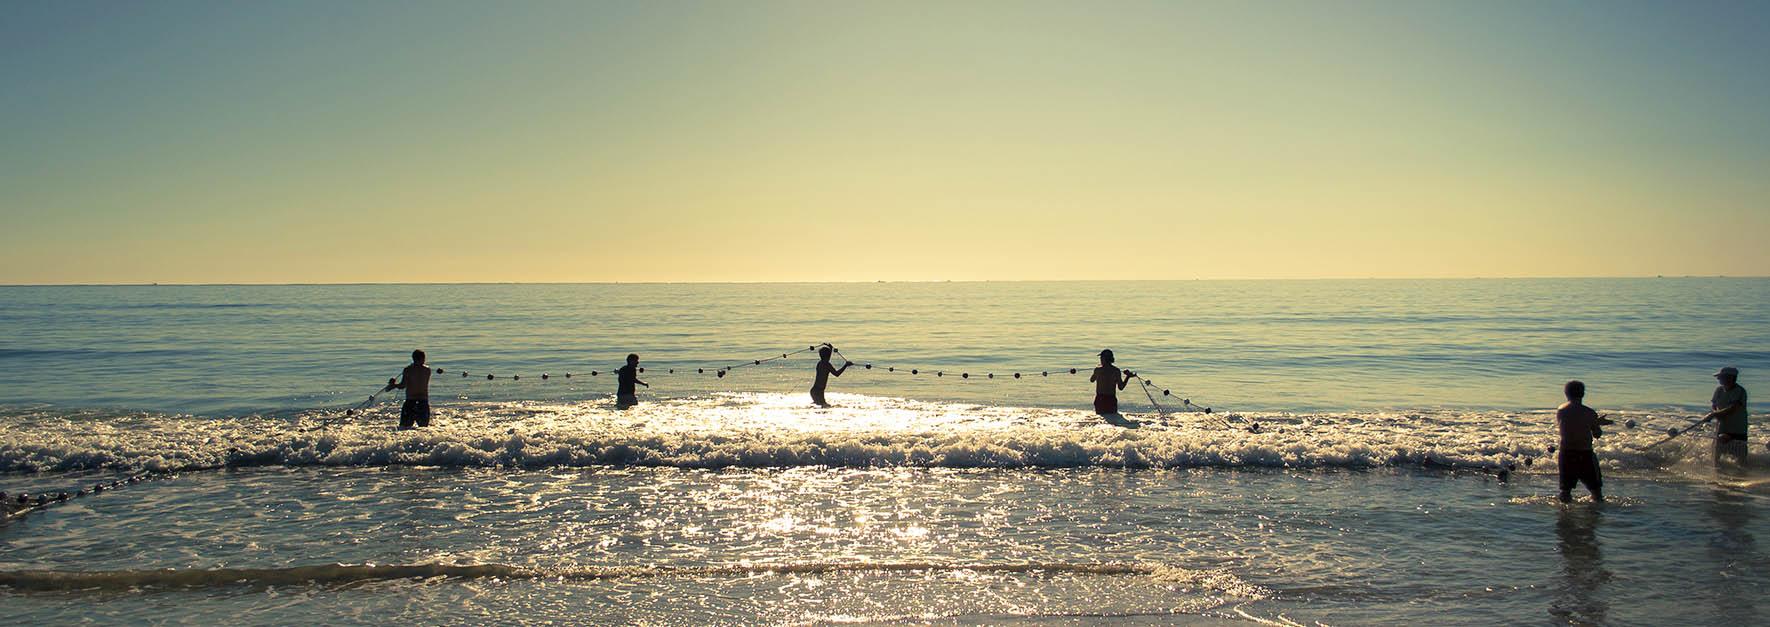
1093 366 1121 396
1556 401 1599 451
402 363 432 401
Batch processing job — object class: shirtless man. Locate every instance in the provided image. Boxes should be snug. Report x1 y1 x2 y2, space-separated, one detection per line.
1090 349 1131 416
1555 380 1611 503
615 353 649 410
386 349 432 430
810 345 851 408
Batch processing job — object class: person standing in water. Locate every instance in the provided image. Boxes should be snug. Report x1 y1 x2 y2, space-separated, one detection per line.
1090 349 1131 416
615 353 648 410
1555 380 1610 503
386 349 432 430
810 344 850 408
1707 366 1749 467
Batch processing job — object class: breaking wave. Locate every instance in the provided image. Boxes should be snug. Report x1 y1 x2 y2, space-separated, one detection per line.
0 394 1726 474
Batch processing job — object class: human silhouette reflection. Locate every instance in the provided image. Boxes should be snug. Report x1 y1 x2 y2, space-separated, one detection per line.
1704 488 1759 624
1549 506 1610 625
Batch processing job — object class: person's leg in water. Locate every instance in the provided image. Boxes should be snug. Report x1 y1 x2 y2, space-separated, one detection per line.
399 399 419 430
1558 450 1578 503
1716 436 1749 473
1093 394 1117 416
1558 450 1601 502
1581 451 1602 502
811 387 829 408
415 399 430 428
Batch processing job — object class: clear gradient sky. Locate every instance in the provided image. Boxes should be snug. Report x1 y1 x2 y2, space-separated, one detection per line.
3 1 1767 283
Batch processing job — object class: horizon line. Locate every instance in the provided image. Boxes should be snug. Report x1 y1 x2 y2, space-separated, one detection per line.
2 274 1765 288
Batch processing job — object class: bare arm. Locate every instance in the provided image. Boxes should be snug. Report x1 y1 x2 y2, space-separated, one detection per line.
833 362 850 376
1707 398 1744 441
1117 370 1133 391
621 366 648 388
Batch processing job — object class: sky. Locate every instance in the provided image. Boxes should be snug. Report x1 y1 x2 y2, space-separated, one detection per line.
2 1 1767 284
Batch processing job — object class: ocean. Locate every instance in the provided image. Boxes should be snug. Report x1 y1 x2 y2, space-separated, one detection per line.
1 279 1766 624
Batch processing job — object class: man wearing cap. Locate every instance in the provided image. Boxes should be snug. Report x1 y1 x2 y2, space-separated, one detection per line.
1090 349 1131 416
1706 367 1749 467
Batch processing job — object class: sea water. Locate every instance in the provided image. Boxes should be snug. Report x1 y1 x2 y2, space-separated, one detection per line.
1 279 1766 624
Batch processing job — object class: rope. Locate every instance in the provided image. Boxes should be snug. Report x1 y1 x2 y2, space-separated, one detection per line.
325 346 1228 426
832 348 1091 382
834 348 1231 424
3 472 178 523
421 344 826 382
1127 373 1234 429
300 383 399 432
1492 414 1650 481
1637 415 1712 451
422 345 1104 384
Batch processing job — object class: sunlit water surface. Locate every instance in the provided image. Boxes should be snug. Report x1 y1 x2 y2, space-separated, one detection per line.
2 280 1767 624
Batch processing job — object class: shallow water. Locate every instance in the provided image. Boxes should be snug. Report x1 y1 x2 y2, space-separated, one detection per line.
1 280 1766 624
3 465 1766 625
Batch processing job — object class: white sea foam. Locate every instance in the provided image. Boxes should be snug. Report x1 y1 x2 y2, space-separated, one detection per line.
0 394 1737 474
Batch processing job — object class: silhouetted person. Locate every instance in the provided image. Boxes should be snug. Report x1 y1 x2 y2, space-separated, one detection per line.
1090 349 1131 416
1708 366 1749 468
1556 380 1610 503
810 345 850 408
387 349 432 430
616 353 648 410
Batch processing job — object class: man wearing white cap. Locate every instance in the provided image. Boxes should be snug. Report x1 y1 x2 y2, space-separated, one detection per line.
1706 366 1749 467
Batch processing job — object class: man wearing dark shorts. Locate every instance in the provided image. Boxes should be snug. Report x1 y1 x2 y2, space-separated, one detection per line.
1090 349 1130 416
1555 380 1611 503
388 349 432 430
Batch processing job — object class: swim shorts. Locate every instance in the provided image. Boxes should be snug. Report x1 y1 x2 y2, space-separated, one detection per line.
399 399 431 429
